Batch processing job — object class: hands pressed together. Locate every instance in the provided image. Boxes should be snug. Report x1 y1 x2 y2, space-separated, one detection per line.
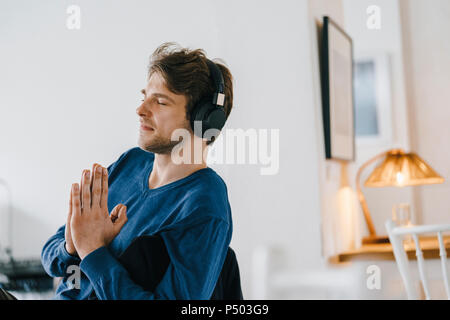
65 163 128 260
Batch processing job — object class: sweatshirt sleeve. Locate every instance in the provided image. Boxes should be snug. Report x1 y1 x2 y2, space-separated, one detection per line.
79 215 231 300
41 225 81 277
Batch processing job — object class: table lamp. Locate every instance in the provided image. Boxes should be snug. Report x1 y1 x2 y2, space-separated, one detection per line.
356 148 445 244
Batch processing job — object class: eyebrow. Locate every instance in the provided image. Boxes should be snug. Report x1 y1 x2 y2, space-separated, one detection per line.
141 89 176 104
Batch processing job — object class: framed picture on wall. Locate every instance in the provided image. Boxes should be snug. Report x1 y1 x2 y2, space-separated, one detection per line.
320 16 355 161
353 53 393 147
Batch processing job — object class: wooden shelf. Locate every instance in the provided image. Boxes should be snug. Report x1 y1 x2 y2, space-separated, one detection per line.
331 235 450 263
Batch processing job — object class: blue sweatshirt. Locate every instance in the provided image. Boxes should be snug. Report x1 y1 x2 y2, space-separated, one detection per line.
41 147 233 300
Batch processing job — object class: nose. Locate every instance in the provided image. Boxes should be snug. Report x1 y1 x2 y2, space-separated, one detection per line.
136 102 150 118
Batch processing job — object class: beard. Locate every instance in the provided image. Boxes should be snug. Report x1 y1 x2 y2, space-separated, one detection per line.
139 121 191 155
141 134 181 154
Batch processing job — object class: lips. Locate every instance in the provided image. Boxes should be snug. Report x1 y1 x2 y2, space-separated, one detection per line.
140 123 154 131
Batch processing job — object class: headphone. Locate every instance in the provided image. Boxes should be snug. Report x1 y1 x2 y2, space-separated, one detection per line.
189 59 227 140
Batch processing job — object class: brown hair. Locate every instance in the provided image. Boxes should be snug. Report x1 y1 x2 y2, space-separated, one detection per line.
147 42 233 145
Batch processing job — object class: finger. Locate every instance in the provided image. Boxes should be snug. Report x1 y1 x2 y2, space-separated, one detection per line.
80 169 90 209
91 165 102 208
80 170 85 209
90 164 96 191
113 206 128 234
110 204 122 223
68 185 72 214
82 170 91 209
67 187 73 225
90 163 100 193
100 167 108 209
72 183 81 217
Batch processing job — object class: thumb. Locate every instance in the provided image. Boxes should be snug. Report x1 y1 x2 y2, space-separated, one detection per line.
110 204 122 223
113 205 128 234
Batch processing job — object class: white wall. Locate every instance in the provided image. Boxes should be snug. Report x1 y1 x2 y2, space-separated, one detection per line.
0 0 325 298
399 0 450 225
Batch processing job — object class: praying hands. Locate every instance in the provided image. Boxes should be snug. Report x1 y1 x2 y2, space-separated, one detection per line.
65 163 128 260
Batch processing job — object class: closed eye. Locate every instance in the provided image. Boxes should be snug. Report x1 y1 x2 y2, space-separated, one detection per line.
140 99 167 105
140 89 174 106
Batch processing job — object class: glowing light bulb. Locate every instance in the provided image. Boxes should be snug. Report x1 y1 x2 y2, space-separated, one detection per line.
396 172 404 185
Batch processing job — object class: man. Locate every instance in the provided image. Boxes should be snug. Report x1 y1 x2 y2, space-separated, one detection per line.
40 42 238 299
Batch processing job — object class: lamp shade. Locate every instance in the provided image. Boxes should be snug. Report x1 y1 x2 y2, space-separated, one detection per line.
364 149 444 187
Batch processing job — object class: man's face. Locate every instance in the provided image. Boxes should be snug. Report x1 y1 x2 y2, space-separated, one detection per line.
136 72 191 154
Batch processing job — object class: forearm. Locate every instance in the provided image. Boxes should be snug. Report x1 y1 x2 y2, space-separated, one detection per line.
80 246 165 300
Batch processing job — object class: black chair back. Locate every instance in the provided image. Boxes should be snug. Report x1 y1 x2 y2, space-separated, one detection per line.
118 235 243 300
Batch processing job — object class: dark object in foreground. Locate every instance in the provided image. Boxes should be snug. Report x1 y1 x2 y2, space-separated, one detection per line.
0 288 17 300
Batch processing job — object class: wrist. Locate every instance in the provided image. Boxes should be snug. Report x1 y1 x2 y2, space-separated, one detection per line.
64 242 78 257
78 242 105 260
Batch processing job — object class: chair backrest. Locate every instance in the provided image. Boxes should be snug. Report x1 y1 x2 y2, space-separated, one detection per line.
116 235 243 300
210 247 243 300
385 219 450 299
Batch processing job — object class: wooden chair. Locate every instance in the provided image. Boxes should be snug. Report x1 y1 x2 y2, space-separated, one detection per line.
385 219 450 299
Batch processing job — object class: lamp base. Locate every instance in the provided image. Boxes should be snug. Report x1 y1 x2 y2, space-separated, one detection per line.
362 235 390 244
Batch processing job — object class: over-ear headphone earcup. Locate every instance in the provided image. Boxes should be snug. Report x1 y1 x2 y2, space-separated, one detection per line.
204 107 226 133
189 59 227 141
190 100 210 137
190 101 226 139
